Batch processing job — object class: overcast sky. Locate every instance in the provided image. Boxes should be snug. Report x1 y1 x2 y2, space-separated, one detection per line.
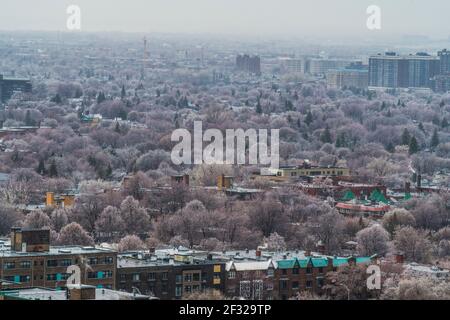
0 0 449 38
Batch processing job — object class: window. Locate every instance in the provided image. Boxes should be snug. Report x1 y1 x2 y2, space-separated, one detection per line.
103 270 113 278
161 283 168 293
162 272 168 280
213 265 221 273
282 269 287 275
120 274 126 282
292 281 299 290
317 278 324 287
104 257 114 264
19 275 30 283
20 261 31 269
318 267 324 274
266 282 273 290
184 286 192 294
306 267 312 274
193 273 200 282
267 269 274 277
4 262 15 270
148 273 156 281
293 268 299 275
280 280 288 290
60 259 72 267
184 274 192 282
175 275 182 283
88 257 98 265
193 285 200 292
306 280 312 288
47 260 58 267
47 274 57 281
175 285 182 297
228 271 236 279
88 272 97 279
132 273 140 282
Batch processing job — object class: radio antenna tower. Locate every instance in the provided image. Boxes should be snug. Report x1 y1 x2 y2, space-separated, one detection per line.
142 36 149 79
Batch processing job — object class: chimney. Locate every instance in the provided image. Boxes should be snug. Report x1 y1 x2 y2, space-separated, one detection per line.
405 181 411 194
149 247 155 254
256 250 262 258
46 192 55 207
417 174 422 188
395 253 405 264
218 174 225 191
67 285 96 300
305 249 311 257
207 254 213 261
183 174 190 186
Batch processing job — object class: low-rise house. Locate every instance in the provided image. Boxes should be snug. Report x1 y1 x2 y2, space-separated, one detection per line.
403 263 450 280
224 259 276 300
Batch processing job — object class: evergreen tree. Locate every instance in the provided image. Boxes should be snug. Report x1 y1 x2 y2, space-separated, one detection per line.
36 159 46 175
401 128 411 146
304 110 313 126
256 100 262 114
52 94 62 104
386 142 395 153
320 126 332 144
25 110 35 126
418 122 425 132
97 92 106 104
431 128 439 148
409 136 419 154
121 85 126 99
49 160 58 177
285 99 293 111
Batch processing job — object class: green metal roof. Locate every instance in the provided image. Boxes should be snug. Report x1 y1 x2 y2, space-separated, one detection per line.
311 258 328 267
332 258 349 267
342 190 356 201
356 257 371 264
277 259 297 269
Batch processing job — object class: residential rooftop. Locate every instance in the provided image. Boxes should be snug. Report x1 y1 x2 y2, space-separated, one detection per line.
0 286 153 300
0 244 116 258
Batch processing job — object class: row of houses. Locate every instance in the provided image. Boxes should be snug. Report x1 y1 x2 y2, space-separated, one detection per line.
0 228 375 300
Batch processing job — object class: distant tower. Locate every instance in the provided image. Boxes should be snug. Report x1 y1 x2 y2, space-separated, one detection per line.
142 37 149 79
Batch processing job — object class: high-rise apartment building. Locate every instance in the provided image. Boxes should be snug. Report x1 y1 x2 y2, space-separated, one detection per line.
236 54 261 75
0 75 32 102
369 52 439 90
438 49 450 74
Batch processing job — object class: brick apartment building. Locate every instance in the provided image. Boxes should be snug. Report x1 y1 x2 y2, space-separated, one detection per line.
117 248 226 299
0 228 117 290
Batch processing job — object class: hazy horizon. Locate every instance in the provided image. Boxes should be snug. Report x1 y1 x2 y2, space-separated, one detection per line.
0 0 449 39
